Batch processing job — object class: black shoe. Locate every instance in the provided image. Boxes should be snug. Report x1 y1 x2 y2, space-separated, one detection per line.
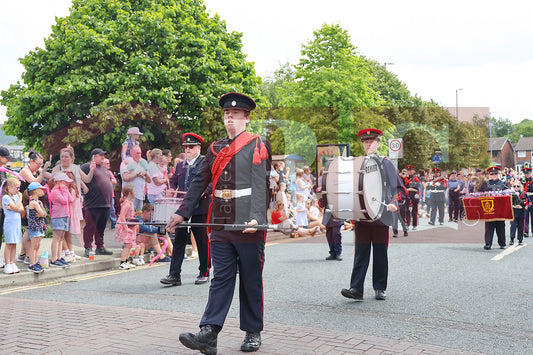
179 325 219 355
524 234 530 238
341 288 363 301
375 290 387 300
412 226 417 230
95 248 113 255
325 255 342 261
241 332 261 352
195 274 209 285
428 221 434 225
160 275 182 286
509 240 514 246
403 231 408 237
519 241 523 245
325 254 341 260
439 222 444 225
500 245 506 249
84 248 92 258
484 245 491 250
392 234 399 238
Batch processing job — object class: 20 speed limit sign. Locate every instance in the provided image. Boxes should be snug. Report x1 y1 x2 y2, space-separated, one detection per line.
388 138 403 158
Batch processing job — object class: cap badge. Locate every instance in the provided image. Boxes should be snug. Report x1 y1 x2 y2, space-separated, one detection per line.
231 100 237 107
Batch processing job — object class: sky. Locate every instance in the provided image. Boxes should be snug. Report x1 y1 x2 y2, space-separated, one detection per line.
1 0 532 125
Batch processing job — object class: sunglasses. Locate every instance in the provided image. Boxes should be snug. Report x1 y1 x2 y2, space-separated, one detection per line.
513 185 520 188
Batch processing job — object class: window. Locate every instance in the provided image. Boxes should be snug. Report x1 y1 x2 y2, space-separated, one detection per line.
517 151 526 158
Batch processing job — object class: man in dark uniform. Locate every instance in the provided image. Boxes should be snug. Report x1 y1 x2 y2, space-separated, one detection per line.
404 165 420 230
167 92 271 355
521 167 533 238
478 166 510 249
160 132 211 286
428 168 447 225
341 128 403 302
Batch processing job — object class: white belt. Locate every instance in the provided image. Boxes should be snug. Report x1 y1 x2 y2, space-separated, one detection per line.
214 188 252 199
527 192 533 196
430 190 444 193
407 188 418 192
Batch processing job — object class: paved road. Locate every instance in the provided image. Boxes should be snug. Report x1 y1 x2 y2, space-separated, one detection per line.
1 218 531 354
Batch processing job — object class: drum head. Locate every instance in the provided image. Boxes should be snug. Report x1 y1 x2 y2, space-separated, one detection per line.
360 156 385 220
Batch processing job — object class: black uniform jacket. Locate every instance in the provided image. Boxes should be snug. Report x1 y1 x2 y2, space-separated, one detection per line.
169 155 211 216
176 132 272 228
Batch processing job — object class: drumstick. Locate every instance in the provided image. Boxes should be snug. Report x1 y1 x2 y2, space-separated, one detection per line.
371 197 389 207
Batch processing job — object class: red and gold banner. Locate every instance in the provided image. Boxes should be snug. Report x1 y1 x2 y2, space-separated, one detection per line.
462 195 514 221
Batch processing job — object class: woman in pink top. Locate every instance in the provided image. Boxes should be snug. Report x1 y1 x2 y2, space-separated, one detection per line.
48 173 75 268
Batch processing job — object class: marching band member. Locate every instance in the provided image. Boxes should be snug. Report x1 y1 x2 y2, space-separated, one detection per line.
510 181 527 246
341 128 404 302
520 167 533 238
403 165 420 230
167 92 271 354
161 133 211 286
478 166 510 249
427 168 447 226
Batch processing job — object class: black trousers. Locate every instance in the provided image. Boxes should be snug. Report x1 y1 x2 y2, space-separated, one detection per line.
326 220 343 256
200 230 265 333
449 191 461 221
406 192 419 227
349 222 389 294
485 221 506 247
524 207 533 236
83 206 110 249
169 214 210 278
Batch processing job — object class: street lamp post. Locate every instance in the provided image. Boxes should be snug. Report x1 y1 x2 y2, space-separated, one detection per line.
383 62 394 69
455 88 463 122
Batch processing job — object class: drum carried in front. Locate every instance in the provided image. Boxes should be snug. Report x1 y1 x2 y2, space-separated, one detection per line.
152 197 183 224
322 155 385 221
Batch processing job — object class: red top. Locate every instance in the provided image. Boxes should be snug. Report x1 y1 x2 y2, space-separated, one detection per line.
271 210 283 225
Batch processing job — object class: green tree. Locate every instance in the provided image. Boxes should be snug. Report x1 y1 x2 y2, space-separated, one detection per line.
279 24 383 149
1 0 262 162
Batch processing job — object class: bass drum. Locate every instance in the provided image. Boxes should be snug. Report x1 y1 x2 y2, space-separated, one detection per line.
323 155 385 221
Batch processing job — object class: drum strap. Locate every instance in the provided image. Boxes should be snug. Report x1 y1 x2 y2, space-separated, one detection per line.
206 132 267 232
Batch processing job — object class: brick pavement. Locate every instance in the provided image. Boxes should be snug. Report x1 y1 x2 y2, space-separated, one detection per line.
0 297 484 355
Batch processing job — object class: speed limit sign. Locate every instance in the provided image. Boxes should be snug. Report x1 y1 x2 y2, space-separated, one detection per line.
388 138 403 159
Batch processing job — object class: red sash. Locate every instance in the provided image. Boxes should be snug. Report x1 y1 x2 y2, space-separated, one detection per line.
206 132 264 232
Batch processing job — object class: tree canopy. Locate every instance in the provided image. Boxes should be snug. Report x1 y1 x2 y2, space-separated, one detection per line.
1 0 262 163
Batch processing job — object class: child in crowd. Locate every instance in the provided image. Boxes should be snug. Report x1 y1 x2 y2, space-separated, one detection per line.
306 198 326 231
276 182 289 216
122 127 143 162
116 184 142 269
136 203 172 263
271 200 319 238
49 172 75 268
2 177 23 274
295 193 308 228
25 182 47 273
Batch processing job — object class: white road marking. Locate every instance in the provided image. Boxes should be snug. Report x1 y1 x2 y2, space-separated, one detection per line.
491 243 526 261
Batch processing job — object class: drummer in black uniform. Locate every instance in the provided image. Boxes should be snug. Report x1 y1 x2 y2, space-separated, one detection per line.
161 132 211 286
521 167 533 238
167 92 271 355
341 128 403 302
427 168 447 225
403 165 420 230
478 166 510 249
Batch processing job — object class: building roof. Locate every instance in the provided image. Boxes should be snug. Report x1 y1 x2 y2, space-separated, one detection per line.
488 137 512 151
514 137 533 151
